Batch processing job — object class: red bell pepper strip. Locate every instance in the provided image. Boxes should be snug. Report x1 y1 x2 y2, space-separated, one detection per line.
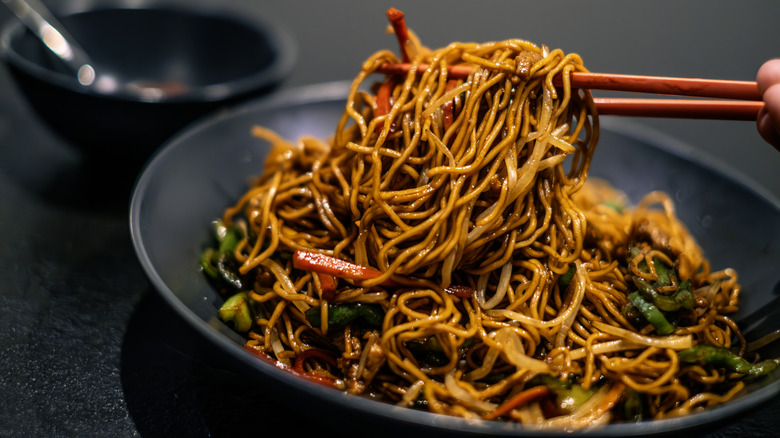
375 79 394 117
482 385 552 420
292 250 474 298
444 284 473 298
294 348 339 373
374 79 396 135
242 345 337 388
316 272 338 300
386 8 411 62
292 250 399 286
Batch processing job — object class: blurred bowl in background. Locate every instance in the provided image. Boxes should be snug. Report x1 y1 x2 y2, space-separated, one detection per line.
0 0 296 164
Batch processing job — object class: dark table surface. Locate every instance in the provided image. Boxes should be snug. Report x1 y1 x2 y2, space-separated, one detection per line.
1 1 779 436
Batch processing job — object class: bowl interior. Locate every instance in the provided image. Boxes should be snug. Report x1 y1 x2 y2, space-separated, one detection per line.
1 2 295 101
130 82 780 436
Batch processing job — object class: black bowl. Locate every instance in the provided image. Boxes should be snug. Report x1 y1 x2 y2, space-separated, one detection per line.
130 82 780 437
0 0 295 161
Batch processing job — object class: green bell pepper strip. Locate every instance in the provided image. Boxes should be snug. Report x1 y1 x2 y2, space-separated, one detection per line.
218 292 255 332
627 246 694 320
200 248 220 279
629 245 674 287
527 374 595 414
626 291 676 335
633 277 695 312
200 220 245 287
622 388 645 422
305 302 385 329
678 345 780 376
558 265 576 290
215 221 243 254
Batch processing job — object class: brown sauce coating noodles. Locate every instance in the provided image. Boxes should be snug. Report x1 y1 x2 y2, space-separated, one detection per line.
204 19 764 429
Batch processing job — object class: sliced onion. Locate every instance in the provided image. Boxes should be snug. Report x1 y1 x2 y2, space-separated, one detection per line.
591 320 693 350
536 382 625 431
546 133 575 154
487 262 586 331
747 329 780 353
465 345 501 381
422 82 471 120
441 246 458 288
568 340 645 361
444 372 497 413
268 328 289 365
555 264 587 348
427 127 456 167
474 272 490 308
466 223 488 246
261 258 297 296
482 262 512 310
537 154 567 171
261 258 311 313
398 380 426 407
514 402 547 425
495 327 550 373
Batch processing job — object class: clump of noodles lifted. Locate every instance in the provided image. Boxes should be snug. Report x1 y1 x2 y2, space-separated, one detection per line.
202 9 775 430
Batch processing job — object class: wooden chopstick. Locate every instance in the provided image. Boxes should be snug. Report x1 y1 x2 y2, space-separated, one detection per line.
593 98 763 120
376 62 764 120
554 73 760 101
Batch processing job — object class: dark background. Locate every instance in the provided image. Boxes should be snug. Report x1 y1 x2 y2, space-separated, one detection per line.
1 1 779 436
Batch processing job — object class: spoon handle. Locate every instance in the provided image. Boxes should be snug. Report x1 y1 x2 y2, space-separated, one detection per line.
1 0 95 83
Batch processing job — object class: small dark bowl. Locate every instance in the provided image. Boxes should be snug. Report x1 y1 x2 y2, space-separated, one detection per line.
0 0 296 162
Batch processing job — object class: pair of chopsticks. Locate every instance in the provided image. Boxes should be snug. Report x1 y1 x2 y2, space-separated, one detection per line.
561 72 762 120
375 62 763 120
379 8 762 121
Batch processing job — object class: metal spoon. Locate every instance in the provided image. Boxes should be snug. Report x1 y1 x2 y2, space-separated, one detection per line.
1 0 188 101
1 0 97 85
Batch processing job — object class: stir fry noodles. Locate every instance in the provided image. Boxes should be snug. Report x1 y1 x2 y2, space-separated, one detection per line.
201 9 777 428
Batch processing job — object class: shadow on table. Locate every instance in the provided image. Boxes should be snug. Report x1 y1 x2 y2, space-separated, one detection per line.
119 289 345 437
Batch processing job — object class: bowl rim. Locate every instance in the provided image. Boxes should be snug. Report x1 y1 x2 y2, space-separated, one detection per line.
129 81 780 437
0 0 297 103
